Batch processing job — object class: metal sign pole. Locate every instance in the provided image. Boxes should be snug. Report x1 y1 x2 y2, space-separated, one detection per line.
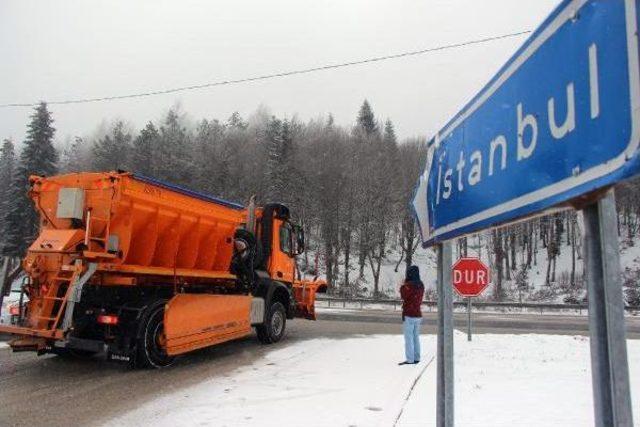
467 297 472 342
436 242 453 427
582 189 634 427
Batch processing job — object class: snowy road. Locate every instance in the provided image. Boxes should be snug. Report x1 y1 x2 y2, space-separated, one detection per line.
0 315 638 427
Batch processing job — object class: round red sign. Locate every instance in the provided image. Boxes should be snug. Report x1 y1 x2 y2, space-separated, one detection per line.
452 257 490 297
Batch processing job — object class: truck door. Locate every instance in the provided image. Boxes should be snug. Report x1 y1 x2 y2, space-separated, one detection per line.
269 219 295 283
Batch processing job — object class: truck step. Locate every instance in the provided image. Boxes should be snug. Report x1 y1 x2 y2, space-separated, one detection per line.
37 316 57 321
42 296 64 301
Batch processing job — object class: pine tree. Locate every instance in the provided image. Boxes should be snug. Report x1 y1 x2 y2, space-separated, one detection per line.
92 121 132 171
193 118 227 195
383 119 397 148
227 111 247 130
0 139 16 252
366 119 399 295
60 136 88 173
132 121 159 176
156 109 194 185
265 117 295 204
4 102 58 256
356 99 379 137
327 113 335 127
266 117 285 201
280 119 298 207
380 119 399 191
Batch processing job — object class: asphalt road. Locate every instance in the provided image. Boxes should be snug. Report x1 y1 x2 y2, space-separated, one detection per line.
0 309 638 427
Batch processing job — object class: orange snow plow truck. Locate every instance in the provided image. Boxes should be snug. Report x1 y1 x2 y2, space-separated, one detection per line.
0 172 325 368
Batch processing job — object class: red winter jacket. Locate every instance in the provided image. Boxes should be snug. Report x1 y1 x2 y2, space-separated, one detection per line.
400 281 424 318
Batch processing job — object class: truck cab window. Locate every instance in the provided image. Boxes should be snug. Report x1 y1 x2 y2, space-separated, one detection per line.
279 223 292 255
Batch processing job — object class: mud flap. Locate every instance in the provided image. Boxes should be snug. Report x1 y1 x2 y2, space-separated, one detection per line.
163 294 252 356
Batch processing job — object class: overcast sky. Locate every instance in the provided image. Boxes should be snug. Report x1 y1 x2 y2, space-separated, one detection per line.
0 0 559 146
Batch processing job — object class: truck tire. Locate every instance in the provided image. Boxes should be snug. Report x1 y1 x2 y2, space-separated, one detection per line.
135 300 175 369
256 301 286 344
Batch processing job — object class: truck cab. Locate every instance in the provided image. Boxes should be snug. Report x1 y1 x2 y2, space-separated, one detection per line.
256 203 304 285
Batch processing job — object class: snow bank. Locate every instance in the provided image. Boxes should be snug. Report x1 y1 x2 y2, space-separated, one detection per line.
0 342 8 350
400 332 640 426
105 333 640 427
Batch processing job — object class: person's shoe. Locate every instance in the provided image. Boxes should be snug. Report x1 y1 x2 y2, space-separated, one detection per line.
398 361 413 365
414 360 420 364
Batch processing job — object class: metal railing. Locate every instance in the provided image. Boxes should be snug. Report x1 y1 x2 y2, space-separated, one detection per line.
316 296 640 315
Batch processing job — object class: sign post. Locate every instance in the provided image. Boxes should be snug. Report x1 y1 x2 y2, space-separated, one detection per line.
466 298 472 342
411 1 638 425
583 189 633 426
436 242 453 427
452 257 490 342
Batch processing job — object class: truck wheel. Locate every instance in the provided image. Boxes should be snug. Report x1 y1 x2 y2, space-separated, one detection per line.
256 301 286 344
136 300 175 369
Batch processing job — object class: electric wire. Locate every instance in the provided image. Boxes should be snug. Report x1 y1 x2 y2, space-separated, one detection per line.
0 30 531 108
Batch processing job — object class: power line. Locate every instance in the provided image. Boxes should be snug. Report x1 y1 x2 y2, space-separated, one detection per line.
0 30 531 109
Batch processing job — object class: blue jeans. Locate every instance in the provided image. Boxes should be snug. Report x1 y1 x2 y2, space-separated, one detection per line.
403 316 422 363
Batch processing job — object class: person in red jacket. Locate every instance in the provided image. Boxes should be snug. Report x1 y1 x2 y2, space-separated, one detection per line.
399 265 424 365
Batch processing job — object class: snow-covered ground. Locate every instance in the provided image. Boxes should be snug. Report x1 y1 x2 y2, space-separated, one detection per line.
105 333 640 427
400 333 640 427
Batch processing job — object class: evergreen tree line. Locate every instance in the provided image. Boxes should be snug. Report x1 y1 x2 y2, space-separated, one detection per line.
0 101 638 304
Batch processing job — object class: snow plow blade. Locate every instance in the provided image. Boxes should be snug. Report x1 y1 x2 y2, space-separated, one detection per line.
292 279 326 320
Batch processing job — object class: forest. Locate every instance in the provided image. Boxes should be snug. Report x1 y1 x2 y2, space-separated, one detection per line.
1 101 639 305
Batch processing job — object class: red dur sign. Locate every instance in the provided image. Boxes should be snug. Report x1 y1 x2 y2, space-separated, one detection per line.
452 257 490 297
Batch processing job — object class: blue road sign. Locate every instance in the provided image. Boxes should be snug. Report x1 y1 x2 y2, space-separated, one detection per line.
412 0 640 246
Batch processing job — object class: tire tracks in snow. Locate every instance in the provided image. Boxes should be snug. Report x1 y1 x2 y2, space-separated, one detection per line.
391 355 436 427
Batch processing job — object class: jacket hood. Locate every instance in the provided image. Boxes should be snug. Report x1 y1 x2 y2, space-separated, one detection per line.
406 265 424 288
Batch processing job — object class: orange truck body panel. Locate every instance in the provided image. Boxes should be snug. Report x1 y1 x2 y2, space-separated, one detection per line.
0 171 325 361
164 294 252 356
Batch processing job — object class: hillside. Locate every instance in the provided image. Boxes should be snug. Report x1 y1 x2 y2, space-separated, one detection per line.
306 222 640 305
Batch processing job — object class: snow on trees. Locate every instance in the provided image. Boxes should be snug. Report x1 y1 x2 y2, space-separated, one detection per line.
1 100 639 304
0 139 16 253
92 121 132 172
4 102 58 256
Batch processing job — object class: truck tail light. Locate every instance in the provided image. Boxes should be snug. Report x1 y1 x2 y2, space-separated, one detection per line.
97 314 119 325
9 305 20 316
